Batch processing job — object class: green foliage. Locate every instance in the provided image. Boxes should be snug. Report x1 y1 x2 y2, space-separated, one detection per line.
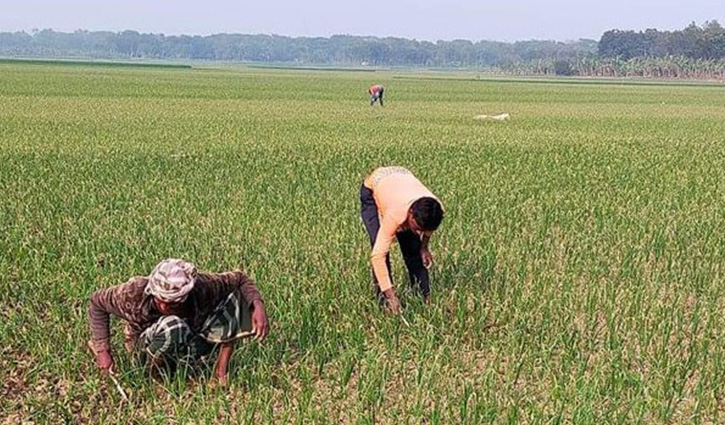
553 60 574 76
599 20 725 60
2 64 725 423
0 29 596 69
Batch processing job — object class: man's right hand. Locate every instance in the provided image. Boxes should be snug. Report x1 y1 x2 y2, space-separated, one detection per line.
383 289 402 315
96 350 114 374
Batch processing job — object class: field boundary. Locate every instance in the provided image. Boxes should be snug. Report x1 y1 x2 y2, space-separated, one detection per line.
393 74 725 88
0 57 192 69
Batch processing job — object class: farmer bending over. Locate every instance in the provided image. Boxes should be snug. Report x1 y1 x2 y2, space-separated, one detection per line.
360 166 444 314
369 84 385 106
88 259 269 385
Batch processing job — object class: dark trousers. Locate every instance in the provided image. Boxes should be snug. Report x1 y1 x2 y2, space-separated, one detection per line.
360 184 430 298
370 89 384 106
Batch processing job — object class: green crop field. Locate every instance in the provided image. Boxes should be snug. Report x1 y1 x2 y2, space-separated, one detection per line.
2 62 725 424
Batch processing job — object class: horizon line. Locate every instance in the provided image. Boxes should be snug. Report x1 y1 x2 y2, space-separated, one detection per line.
2 27 602 44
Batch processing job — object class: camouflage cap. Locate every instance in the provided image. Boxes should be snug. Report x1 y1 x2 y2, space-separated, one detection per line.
145 259 197 303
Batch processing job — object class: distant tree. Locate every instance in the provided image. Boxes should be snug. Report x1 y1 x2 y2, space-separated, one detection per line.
554 60 574 76
599 21 725 62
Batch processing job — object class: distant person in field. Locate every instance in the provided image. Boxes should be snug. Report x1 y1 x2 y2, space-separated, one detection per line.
88 259 269 385
360 166 444 314
369 84 385 106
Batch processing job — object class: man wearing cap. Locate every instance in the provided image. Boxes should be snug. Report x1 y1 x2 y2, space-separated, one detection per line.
369 84 385 106
88 259 268 384
360 166 444 314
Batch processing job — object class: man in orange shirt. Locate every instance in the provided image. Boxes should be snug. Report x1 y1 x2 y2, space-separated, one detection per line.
360 166 444 314
369 84 385 106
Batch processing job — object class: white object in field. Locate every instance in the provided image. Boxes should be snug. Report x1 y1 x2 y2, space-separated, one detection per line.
473 113 510 121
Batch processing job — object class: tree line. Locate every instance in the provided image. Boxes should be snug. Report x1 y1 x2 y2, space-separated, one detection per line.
0 29 596 69
599 21 725 60
1 20 724 79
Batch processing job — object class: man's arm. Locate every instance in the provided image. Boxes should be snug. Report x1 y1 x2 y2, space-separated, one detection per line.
421 232 431 250
88 277 145 372
370 219 397 293
370 217 403 313
89 289 114 355
214 341 235 385
420 231 434 268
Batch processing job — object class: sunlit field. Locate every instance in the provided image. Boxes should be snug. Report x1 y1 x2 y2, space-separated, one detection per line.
2 62 725 424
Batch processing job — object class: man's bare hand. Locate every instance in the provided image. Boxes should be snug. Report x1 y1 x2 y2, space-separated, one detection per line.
421 249 433 269
96 350 114 374
383 289 402 315
214 372 229 387
251 300 269 341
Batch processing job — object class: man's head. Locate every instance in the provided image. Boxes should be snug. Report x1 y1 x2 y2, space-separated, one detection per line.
145 259 196 314
408 197 444 233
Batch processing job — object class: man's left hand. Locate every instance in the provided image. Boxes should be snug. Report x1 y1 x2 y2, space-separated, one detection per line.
421 249 433 269
214 371 230 387
251 300 269 341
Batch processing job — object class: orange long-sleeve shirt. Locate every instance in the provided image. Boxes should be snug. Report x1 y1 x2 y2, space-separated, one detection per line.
364 167 440 292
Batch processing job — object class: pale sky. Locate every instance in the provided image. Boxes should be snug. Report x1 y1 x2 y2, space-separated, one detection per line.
1 0 723 42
